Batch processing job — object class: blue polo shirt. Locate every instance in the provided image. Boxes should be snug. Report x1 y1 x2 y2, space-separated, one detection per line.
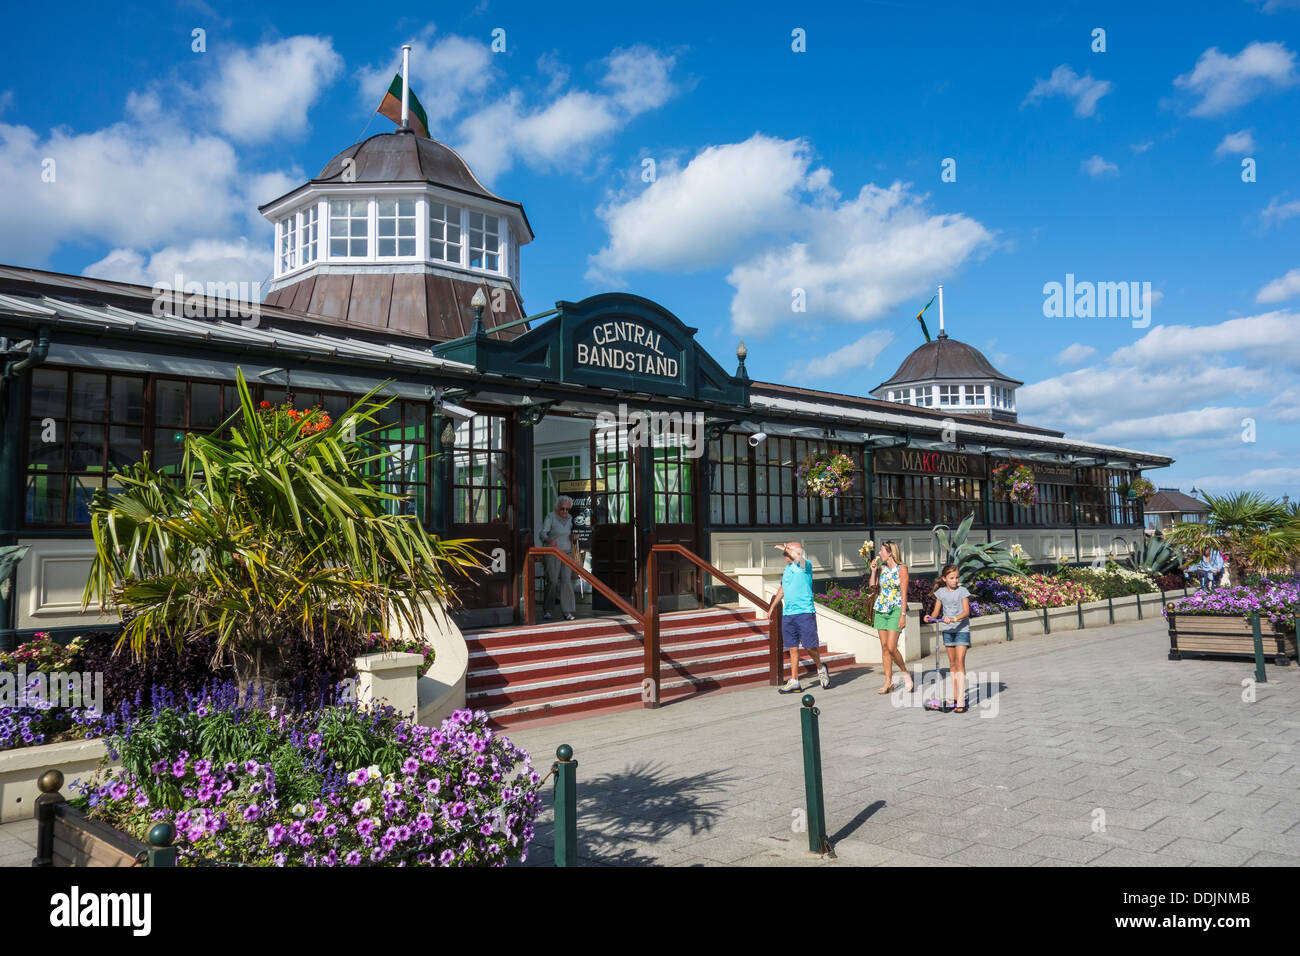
782 558 815 616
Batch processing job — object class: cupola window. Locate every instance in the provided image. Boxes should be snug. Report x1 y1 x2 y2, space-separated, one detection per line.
377 199 417 257
429 201 463 264
329 200 370 258
469 211 500 272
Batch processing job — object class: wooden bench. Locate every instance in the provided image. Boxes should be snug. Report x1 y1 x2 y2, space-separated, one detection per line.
1167 610 1297 665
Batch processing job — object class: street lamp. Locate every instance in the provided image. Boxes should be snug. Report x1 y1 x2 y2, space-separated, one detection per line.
470 287 488 336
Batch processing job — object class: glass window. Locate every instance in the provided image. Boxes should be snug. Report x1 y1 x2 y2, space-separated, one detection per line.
300 205 319 265
329 199 369 258
26 368 147 525
468 211 500 271
938 385 959 405
429 202 463 264
453 414 508 526
278 216 297 273
377 199 416 257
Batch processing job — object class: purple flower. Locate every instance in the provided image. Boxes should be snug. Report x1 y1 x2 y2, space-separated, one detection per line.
267 823 286 847
243 803 262 822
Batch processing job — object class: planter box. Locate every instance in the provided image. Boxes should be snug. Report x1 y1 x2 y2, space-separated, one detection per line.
0 738 111 824
969 613 1008 648
1138 592 1164 618
49 801 147 867
1110 594 1140 623
1080 598 1112 627
1046 605 1079 634
813 601 883 665
1008 607 1044 638
1167 612 1298 664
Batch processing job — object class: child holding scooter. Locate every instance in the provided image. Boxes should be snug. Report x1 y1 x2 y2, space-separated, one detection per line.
926 564 971 713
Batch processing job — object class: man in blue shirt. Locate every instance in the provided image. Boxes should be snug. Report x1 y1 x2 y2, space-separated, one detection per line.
768 542 831 693
1192 548 1225 591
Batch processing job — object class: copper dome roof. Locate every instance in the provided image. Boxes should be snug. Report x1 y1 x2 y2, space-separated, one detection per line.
874 334 1022 391
259 129 533 240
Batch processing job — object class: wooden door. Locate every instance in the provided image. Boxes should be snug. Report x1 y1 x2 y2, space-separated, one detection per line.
649 442 701 611
449 411 515 617
589 424 637 610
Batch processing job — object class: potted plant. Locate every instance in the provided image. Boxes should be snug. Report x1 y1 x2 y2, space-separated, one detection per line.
991 460 1038 508
796 451 855 499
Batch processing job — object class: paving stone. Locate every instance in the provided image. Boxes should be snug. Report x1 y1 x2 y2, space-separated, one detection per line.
1160 837 1256 866
1089 847 1189 867
1017 834 1110 863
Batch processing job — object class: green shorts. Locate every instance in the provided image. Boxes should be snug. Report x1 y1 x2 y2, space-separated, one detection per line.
874 606 901 631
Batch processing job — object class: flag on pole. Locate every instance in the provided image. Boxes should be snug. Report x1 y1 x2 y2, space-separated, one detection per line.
915 294 936 343
377 73 430 138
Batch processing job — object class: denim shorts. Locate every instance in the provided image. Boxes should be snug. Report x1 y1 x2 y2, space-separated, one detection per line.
942 627 971 648
782 612 820 650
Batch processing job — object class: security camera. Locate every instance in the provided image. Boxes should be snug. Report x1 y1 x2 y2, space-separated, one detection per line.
748 432 767 447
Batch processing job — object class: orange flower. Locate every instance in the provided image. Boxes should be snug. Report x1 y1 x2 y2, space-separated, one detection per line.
259 401 271 409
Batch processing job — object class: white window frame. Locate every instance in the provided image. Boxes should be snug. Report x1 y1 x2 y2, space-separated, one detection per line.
375 196 419 260
328 198 371 260
299 203 320 267
277 216 297 275
468 210 503 275
428 198 465 266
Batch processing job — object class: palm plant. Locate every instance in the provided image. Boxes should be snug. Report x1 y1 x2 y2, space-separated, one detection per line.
83 370 483 687
1163 491 1300 576
932 513 1023 580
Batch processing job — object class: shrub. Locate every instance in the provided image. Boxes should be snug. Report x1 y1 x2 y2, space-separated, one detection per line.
1002 573 1093 609
969 577 1026 614
75 690 539 867
817 585 876 626
1056 564 1156 599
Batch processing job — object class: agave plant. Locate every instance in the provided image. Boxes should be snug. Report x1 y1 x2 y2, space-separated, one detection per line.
1125 535 1181 576
83 369 484 687
932 513 1023 580
0 545 29 600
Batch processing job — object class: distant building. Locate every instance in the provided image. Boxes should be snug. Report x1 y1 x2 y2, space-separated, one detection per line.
1144 488 1210 532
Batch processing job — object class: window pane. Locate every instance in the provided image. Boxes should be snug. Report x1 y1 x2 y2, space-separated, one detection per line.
30 368 67 418
71 373 106 420
27 420 64 469
110 377 144 422
108 426 142 470
68 423 105 471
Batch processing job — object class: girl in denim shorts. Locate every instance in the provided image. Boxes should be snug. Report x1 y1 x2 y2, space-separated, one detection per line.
929 564 971 713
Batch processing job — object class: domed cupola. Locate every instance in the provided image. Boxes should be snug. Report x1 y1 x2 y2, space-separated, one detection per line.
258 128 534 342
870 287 1022 422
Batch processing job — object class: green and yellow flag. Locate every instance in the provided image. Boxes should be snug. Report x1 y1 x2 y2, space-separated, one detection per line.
377 73 430 138
915 294 936 343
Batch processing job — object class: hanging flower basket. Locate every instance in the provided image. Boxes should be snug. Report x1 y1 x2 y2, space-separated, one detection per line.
796 451 855 499
1121 477 1155 502
991 459 1038 508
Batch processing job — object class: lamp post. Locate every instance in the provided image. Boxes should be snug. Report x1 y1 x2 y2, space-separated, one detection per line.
470 287 487 336
735 340 749 381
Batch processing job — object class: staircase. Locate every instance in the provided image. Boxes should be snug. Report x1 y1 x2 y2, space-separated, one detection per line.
464 606 858 728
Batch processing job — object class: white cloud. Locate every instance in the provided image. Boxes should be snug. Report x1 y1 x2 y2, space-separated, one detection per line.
1130 141 1154 153
209 36 343 143
589 135 818 277
1055 343 1097 365
1189 467 1300 492
1214 129 1255 157
83 237 268 288
1257 268 1300 304
1173 42 1298 116
1087 406 1256 443
447 45 676 183
1081 155 1118 177
1109 310 1300 366
784 330 895 381
588 134 993 337
1022 65 1113 117
1262 195 1300 226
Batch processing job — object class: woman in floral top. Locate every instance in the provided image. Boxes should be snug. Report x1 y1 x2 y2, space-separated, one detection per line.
869 541 912 695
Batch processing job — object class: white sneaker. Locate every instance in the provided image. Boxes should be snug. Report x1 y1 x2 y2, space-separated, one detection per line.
779 678 801 693
819 667 831 689
543 612 552 621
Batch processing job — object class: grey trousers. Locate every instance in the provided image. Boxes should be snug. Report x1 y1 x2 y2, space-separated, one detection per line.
543 554 575 616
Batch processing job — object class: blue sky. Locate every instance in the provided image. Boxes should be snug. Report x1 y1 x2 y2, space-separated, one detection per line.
2 0 1298 497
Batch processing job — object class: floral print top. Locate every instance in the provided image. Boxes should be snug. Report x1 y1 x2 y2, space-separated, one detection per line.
873 564 902 613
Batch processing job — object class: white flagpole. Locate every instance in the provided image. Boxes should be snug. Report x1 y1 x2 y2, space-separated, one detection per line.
938 284 945 337
401 45 411 129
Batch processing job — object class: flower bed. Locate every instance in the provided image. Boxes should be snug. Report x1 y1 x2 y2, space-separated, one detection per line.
1165 581 1300 632
72 684 538 867
1000 573 1094 609
1056 564 1157 598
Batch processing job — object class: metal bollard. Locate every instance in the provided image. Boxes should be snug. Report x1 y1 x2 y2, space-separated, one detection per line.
147 823 177 867
31 769 64 868
1251 615 1267 684
552 744 577 867
799 695 832 857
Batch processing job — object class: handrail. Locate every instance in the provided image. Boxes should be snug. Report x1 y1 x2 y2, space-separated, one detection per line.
647 543 771 611
524 547 645 624
647 543 784 688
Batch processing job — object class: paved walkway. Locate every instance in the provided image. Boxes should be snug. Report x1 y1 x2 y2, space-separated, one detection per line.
507 618 1300 866
4 617 1295 868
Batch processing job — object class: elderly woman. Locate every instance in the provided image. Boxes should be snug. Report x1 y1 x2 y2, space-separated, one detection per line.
539 495 576 621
